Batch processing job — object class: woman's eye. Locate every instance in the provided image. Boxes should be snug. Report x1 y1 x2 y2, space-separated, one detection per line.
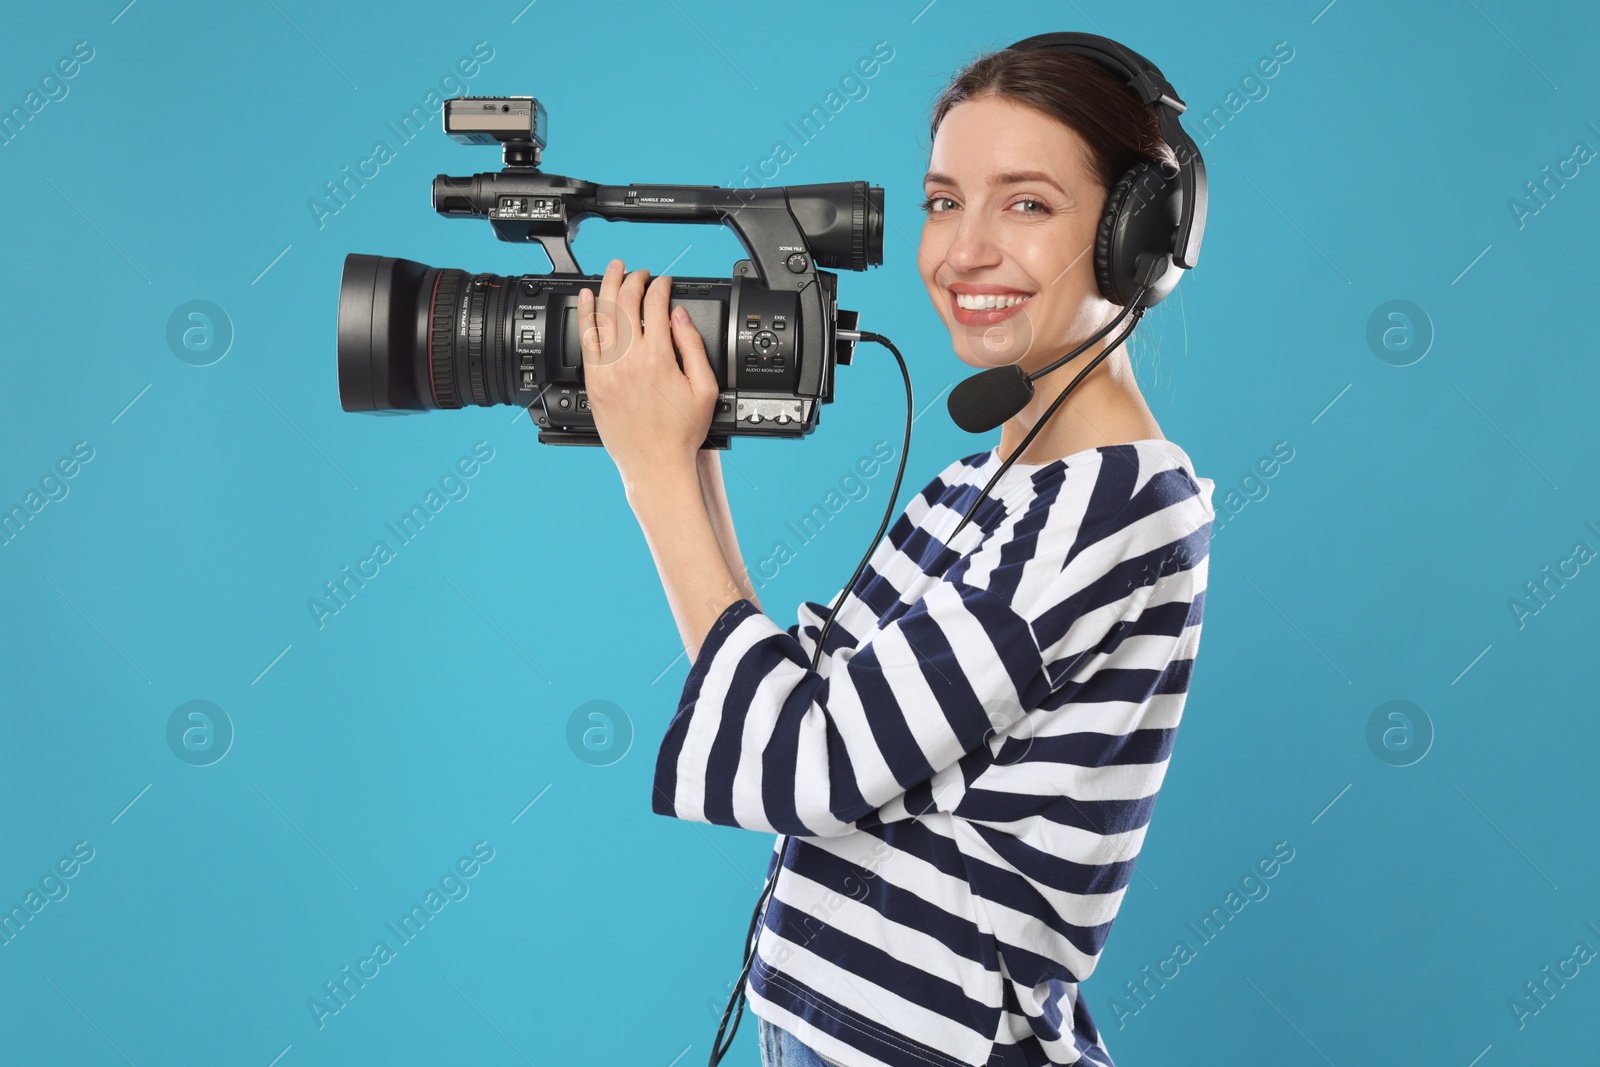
919 195 1050 215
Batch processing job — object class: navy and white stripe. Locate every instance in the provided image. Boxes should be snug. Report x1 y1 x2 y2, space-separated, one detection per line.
654 440 1214 1067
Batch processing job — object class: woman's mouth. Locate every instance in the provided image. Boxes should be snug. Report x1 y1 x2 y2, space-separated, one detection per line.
948 289 1035 326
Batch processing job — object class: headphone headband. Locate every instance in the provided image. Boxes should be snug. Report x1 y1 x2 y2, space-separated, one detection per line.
1005 32 1207 271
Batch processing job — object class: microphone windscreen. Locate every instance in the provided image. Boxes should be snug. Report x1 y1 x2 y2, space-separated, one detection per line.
947 366 1034 434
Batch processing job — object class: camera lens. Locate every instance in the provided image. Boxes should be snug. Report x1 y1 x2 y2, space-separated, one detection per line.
338 254 432 411
338 254 523 412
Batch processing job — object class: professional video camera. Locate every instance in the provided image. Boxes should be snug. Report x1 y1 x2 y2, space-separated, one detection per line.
336 96 885 448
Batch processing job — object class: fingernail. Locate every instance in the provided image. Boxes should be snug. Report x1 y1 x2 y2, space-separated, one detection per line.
673 306 687 322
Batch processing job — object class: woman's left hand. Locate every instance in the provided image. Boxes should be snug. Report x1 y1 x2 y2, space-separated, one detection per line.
577 257 720 493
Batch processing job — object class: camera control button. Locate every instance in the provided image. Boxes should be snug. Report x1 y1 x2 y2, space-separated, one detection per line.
747 412 763 423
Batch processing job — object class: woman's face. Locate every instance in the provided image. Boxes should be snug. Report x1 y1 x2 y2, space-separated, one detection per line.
918 94 1111 372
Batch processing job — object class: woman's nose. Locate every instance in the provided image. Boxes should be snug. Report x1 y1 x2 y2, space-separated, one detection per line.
944 212 1001 274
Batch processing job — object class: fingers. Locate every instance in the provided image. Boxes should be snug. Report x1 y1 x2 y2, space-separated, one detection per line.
577 286 600 369
588 259 703 380
643 274 673 358
670 303 719 398
586 258 637 369
597 256 623 315
617 264 650 360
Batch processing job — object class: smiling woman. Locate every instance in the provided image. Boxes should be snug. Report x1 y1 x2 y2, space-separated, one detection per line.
621 34 1217 1067
577 31 1214 1067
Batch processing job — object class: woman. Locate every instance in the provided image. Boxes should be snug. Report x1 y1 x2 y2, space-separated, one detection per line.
578 41 1214 1067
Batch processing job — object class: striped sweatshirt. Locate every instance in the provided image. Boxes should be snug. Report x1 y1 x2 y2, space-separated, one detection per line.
653 439 1214 1067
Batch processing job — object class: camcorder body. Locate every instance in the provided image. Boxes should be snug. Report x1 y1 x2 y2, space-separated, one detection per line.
337 96 884 448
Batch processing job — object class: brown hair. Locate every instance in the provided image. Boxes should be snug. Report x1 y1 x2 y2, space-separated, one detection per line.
926 47 1176 196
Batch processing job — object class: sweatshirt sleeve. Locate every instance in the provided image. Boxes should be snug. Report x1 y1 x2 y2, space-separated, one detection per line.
652 578 1050 837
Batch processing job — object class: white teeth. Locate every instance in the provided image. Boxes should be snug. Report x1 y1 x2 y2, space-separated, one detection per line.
953 292 1032 310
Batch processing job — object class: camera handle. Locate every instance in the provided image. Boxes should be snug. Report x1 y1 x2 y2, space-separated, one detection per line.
435 173 878 407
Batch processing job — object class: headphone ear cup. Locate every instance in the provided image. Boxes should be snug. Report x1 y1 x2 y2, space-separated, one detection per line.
1094 161 1184 307
1093 166 1140 305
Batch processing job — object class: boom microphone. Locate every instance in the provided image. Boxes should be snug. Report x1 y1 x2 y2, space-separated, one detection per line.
944 260 1157 435
948 298 1148 540
947 365 1035 433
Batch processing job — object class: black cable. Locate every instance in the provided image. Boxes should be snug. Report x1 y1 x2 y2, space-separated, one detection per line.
950 293 1150 543
707 329 914 1067
1017 285 1142 386
808 333 913 674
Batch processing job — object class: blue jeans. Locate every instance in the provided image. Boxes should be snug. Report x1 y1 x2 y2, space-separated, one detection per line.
757 1016 849 1067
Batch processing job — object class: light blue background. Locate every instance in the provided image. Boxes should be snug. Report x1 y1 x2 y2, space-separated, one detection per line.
3 1 1597 1064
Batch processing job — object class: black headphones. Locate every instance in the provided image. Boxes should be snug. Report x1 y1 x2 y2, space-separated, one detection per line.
1005 31 1208 308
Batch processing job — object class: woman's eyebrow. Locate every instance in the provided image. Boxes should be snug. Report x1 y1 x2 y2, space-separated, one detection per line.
923 170 1068 195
